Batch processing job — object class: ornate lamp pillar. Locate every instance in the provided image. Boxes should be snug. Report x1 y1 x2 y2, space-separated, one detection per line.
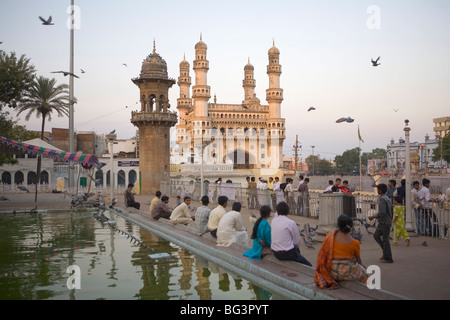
106 132 117 202
404 120 415 232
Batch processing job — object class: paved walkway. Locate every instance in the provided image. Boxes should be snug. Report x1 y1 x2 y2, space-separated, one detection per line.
1 192 449 300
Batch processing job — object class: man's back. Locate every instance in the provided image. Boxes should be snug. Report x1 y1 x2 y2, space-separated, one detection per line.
271 214 300 252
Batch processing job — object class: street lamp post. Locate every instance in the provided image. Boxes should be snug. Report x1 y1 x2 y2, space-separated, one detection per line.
106 133 117 203
68 0 75 189
404 120 415 232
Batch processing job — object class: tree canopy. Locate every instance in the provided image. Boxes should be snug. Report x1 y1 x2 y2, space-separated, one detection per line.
0 50 36 110
432 134 450 165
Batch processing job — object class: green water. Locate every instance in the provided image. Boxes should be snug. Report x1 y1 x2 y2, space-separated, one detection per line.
0 211 273 300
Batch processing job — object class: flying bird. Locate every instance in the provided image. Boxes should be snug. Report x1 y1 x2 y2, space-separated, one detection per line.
80 69 86 73
393 108 399 112
122 63 128 67
39 16 54 25
336 117 354 123
51 71 79 78
371 56 381 66
109 129 116 134
307 107 316 112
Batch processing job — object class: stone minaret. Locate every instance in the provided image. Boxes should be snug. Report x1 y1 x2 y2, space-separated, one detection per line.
191 34 212 150
243 58 257 106
176 54 192 145
266 41 285 169
131 42 177 195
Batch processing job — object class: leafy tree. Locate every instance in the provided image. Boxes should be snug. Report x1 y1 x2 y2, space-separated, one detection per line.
305 155 335 175
0 111 39 166
16 76 69 201
432 134 450 165
334 148 361 175
0 50 36 109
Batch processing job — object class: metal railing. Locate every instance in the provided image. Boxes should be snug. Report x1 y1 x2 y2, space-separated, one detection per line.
160 180 450 239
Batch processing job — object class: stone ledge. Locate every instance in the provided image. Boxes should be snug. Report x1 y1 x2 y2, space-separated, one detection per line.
112 205 407 300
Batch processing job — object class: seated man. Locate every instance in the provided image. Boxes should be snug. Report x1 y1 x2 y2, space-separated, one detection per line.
124 183 140 209
149 191 162 212
271 201 312 266
216 202 248 247
195 195 211 234
170 196 194 226
207 196 228 238
151 195 172 220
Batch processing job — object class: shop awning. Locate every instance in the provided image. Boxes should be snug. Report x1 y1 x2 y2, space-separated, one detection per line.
0 136 98 165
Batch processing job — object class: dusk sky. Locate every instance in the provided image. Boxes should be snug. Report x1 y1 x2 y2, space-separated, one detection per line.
1 0 449 160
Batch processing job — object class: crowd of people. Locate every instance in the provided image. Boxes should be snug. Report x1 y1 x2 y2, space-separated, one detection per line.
122 175 445 290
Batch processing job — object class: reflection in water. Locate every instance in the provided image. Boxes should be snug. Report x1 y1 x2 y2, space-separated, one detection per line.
0 211 275 300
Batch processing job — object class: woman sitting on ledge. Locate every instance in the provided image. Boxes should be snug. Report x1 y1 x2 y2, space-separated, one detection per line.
243 205 272 260
315 215 368 289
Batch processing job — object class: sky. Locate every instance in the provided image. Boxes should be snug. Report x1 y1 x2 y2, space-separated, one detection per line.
1 0 449 160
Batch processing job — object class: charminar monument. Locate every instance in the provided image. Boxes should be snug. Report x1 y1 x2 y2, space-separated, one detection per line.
131 37 286 193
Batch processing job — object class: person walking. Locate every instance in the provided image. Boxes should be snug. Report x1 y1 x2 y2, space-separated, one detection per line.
369 184 393 263
393 196 410 246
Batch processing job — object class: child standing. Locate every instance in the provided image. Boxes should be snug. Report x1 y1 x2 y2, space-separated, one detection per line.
393 196 410 246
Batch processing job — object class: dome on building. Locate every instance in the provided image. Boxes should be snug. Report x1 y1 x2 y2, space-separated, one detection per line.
195 34 207 50
244 58 254 71
139 41 169 80
268 41 280 55
140 51 169 79
180 55 190 68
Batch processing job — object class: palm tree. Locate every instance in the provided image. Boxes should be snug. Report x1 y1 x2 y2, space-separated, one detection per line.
16 76 69 202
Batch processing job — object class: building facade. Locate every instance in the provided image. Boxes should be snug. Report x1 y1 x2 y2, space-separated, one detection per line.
175 37 286 177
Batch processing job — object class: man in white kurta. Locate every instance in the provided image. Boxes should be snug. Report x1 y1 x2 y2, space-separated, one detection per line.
216 202 248 247
170 197 193 225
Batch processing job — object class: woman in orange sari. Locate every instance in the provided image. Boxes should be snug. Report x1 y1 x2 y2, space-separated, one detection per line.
315 215 368 288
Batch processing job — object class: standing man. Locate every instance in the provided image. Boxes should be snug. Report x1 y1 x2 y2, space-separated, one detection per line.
411 181 423 235
124 183 140 210
248 177 258 209
272 177 281 210
369 184 393 263
418 179 437 236
170 196 194 226
331 178 342 192
298 178 310 217
386 180 397 204
271 202 312 266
